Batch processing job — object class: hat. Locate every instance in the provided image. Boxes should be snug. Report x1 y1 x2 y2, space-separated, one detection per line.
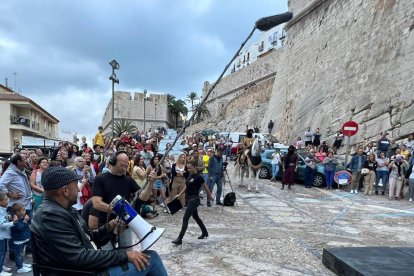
41 167 82 191
207 148 213 152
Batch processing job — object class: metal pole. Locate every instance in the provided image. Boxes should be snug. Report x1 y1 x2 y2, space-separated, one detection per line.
143 89 147 132
111 70 115 138
344 136 350 167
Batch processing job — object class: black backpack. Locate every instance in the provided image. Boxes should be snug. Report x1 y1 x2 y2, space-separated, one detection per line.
223 192 236 206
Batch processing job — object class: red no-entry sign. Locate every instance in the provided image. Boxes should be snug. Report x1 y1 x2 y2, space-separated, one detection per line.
342 121 359 137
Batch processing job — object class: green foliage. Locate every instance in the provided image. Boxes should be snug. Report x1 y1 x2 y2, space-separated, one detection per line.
113 118 137 137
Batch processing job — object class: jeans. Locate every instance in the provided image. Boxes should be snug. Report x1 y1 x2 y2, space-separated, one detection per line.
375 170 389 192
13 241 26 269
107 250 168 276
271 164 280 180
177 198 207 240
351 172 362 191
409 178 414 199
0 239 6 272
208 175 222 204
304 166 314 187
325 170 335 188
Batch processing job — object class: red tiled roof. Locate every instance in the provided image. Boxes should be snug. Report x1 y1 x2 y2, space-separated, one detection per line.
0 84 14 93
0 92 31 101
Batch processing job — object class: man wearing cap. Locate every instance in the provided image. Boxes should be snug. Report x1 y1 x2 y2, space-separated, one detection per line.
31 166 168 275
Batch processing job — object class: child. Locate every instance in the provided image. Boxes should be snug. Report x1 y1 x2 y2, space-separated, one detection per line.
0 193 15 276
10 203 32 273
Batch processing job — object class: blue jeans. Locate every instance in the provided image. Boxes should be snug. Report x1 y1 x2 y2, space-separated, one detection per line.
0 239 6 272
208 175 222 204
13 241 26 269
107 250 168 275
304 166 314 187
271 164 280 180
376 170 389 192
325 170 335 188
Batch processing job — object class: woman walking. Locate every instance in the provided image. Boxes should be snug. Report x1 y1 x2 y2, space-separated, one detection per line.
323 152 338 190
363 153 378 195
172 160 214 245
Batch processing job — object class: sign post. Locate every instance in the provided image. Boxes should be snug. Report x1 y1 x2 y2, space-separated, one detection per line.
342 121 359 167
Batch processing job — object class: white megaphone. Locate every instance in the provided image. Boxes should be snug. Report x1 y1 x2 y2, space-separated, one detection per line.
110 195 165 251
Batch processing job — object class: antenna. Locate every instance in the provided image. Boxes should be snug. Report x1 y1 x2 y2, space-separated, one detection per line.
5 78 8 87
13 72 17 92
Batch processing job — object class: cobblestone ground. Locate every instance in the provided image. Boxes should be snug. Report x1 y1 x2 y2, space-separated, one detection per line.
147 163 414 276
15 163 414 276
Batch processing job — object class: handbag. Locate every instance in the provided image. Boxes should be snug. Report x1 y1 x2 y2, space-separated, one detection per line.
166 197 183 215
361 168 369 175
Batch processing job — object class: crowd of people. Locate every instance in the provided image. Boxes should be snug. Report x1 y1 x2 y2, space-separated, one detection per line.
0 124 413 274
277 129 414 201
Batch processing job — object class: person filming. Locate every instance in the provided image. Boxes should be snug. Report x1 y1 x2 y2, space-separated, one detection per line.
31 166 168 275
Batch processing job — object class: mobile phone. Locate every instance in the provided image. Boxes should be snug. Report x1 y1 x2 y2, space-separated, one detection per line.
86 161 91 166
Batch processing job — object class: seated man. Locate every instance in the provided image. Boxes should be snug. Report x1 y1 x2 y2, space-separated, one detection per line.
31 166 168 276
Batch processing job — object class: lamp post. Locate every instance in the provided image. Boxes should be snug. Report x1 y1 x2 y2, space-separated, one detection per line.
109 59 120 138
143 89 147 132
154 98 157 128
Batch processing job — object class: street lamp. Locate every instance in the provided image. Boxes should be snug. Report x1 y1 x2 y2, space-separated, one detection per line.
143 89 148 132
154 98 157 128
109 59 120 138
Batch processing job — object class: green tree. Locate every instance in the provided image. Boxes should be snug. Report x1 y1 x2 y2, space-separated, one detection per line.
113 118 137 137
169 99 188 129
186 91 198 112
194 102 211 123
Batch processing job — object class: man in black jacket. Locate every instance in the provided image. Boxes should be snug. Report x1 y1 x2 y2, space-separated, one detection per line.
31 166 168 275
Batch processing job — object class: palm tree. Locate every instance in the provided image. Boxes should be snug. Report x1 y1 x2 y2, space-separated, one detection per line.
186 91 198 112
113 119 137 137
169 99 188 129
194 102 211 123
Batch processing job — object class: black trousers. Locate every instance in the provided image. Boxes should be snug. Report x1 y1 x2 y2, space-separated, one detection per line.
178 198 207 239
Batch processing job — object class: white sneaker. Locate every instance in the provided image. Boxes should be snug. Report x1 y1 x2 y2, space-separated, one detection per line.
159 202 165 207
350 190 354 194
2 266 11 272
409 198 413 202
355 190 358 194
23 263 32 268
0 271 12 276
17 266 32 273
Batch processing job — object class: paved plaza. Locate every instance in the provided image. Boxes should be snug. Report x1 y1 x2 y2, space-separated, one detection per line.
150 164 414 276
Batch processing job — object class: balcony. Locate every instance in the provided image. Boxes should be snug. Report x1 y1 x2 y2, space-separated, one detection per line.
10 116 30 127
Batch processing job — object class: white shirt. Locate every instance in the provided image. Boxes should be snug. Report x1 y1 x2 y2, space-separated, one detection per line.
271 152 281 165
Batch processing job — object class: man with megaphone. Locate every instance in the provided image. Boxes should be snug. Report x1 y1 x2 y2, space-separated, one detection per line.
31 166 168 275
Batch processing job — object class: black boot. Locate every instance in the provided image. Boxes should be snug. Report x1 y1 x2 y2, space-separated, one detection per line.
198 233 209 239
172 238 182 245
281 184 284 190
288 184 291 190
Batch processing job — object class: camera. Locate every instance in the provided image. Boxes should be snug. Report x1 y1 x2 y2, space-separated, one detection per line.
222 161 228 171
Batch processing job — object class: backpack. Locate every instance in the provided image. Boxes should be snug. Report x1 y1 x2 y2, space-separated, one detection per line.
223 192 236 206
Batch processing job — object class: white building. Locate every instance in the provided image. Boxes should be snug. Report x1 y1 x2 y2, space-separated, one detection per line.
230 25 286 73
0 84 60 155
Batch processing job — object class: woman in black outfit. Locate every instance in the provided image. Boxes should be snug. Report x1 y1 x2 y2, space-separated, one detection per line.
172 160 214 245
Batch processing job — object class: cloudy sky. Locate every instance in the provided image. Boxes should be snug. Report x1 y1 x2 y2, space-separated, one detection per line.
0 0 287 141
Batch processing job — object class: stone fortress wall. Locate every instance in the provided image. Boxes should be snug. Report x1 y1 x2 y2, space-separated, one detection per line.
262 0 414 147
190 0 414 149
102 91 172 133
